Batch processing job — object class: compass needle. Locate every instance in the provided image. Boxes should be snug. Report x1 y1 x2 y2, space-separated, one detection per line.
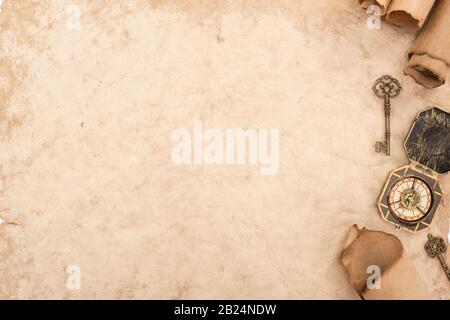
386 177 432 224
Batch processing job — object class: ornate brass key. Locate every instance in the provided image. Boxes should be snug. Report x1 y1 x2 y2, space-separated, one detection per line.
373 75 401 156
424 234 450 282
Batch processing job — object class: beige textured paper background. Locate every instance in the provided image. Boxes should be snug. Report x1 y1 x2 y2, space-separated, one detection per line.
0 0 449 299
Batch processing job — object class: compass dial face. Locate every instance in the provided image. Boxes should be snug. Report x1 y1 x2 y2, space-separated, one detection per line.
388 177 432 222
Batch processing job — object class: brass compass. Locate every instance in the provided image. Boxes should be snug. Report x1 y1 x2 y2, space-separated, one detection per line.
377 107 450 233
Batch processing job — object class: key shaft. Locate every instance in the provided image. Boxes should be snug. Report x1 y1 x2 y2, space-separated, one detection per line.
425 233 450 283
438 254 450 281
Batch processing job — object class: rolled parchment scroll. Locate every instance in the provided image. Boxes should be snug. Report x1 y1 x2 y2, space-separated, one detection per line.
405 0 450 88
359 0 435 29
386 0 435 30
340 225 431 300
358 0 449 88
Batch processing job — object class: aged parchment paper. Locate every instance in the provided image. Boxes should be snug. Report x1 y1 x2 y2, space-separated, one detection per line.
0 0 449 299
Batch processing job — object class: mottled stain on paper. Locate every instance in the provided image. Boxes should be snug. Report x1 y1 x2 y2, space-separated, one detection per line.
0 0 48 140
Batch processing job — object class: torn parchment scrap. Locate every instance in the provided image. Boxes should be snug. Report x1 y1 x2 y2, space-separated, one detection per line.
340 225 431 300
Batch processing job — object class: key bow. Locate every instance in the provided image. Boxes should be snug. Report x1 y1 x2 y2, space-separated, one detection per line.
425 234 447 258
372 75 402 99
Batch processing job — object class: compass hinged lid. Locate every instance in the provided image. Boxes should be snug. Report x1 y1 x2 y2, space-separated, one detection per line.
404 107 450 174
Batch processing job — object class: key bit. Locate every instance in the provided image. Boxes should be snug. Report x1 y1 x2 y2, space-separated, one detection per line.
424 233 450 282
373 75 401 156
